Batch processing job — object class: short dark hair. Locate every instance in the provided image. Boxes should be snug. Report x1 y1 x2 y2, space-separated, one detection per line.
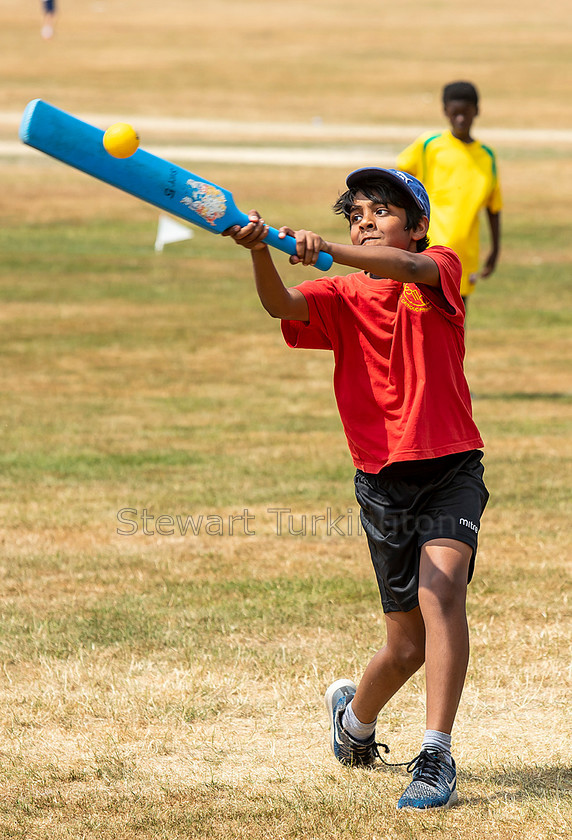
442 81 479 107
333 180 430 252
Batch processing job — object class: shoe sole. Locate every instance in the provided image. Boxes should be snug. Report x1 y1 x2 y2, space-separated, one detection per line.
324 678 356 755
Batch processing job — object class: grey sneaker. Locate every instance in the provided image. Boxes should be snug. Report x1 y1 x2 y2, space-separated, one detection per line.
324 678 381 767
397 748 458 809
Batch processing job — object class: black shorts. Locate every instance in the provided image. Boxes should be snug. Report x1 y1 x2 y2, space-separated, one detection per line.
354 450 489 614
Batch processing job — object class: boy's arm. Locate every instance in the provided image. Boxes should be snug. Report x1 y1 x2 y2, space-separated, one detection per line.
287 229 440 287
224 212 440 299
326 241 439 286
481 209 501 278
251 246 310 320
223 212 309 320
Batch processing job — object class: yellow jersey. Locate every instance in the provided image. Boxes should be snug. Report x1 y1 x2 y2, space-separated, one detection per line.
397 131 502 296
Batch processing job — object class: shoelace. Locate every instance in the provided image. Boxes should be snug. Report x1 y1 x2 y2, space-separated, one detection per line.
338 710 420 769
375 741 412 767
404 748 444 783
374 741 390 760
345 737 389 762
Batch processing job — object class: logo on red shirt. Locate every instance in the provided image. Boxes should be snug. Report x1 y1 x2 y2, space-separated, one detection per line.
400 285 433 313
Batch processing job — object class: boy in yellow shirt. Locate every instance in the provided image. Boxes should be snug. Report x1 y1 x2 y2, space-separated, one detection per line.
397 81 502 304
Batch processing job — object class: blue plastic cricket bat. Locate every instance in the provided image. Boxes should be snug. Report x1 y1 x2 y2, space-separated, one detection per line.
19 99 333 271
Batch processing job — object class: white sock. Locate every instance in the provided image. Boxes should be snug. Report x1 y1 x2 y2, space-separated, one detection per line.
341 701 377 741
421 729 453 764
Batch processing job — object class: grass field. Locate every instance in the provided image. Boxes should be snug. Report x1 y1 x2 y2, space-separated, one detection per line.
0 1 571 838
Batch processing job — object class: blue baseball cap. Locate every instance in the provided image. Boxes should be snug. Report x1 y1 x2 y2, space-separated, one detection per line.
346 167 430 220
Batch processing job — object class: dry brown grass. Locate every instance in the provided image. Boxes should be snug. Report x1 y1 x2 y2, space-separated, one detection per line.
1 0 572 125
0 2 571 838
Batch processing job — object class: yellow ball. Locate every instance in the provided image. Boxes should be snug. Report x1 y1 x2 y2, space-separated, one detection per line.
103 122 140 158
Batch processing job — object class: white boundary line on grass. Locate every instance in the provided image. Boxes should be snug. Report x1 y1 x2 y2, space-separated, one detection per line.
2 111 572 144
1 113 571 167
0 140 394 168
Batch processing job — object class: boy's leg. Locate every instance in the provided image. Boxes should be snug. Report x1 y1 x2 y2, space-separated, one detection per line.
418 537 472 734
350 536 471 733
397 537 471 811
325 608 425 767
350 607 425 725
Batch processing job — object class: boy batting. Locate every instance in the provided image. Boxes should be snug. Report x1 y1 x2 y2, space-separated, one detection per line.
224 168 489 810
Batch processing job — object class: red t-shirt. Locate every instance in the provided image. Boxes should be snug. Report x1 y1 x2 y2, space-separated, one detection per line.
281 245 483 473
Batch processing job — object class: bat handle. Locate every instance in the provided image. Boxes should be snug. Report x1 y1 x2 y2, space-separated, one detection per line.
263 226 333 272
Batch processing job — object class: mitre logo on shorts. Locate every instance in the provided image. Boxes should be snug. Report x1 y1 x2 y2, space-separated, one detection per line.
400 285 432 313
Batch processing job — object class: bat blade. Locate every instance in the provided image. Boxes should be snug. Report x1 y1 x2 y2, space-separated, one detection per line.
20 100 333 271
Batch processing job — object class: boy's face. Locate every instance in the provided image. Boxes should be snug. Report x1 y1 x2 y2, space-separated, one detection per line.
348 191 426 252
444 99 478 142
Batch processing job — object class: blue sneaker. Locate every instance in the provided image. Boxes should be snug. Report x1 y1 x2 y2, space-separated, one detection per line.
397 748 458 810
324 679 380 767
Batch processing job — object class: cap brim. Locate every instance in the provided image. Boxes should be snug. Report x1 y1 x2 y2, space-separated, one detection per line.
346 167 404 191
345 167 428 216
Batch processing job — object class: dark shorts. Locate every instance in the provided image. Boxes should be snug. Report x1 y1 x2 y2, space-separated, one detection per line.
354 450 489 614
